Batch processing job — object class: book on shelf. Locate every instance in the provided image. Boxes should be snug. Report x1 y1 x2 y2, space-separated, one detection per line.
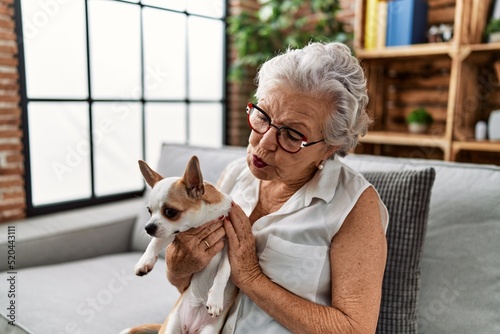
364 0 388 50
364 0 379 49
377 1 388 49
386 0 428 47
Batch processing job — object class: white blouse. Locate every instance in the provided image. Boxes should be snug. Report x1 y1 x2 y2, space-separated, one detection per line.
218 156 389 334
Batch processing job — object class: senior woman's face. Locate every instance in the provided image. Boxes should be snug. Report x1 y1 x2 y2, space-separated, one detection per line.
246 89 335 185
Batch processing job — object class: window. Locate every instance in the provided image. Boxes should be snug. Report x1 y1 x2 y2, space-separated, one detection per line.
16 0 227 215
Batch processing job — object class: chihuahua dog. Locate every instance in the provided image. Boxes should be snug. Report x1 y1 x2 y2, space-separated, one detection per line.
124 156 237 334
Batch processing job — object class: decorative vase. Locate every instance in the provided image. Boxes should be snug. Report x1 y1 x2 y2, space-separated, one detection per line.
475 121 487 140
408 123 428 134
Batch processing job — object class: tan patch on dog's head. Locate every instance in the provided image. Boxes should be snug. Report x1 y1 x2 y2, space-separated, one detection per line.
161 179 203 221
160 179 224 218
146 155 227 229
202 182 225 204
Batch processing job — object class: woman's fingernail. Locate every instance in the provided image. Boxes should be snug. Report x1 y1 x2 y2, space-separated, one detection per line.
218 215 224 220
231 201 234 207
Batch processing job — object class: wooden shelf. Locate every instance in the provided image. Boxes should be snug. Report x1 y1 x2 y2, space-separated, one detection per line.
354 0 500 164
461 43 500 61
355 42 453 60
468 42 500 52
360 131 448 149
453 140 500 153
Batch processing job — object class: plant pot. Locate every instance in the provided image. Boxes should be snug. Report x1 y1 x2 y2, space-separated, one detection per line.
489 32 500 43
408 123 429 134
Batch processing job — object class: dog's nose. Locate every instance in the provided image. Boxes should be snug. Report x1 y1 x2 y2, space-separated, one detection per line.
145 223 157 236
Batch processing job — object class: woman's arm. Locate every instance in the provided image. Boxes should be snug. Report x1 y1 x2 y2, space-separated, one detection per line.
166 219 227 293
224 187 387 334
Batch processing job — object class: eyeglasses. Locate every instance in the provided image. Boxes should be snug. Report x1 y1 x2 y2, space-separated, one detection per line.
246 102 324 154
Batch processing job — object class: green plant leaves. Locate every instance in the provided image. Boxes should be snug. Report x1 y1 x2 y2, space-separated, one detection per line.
227 0 352 83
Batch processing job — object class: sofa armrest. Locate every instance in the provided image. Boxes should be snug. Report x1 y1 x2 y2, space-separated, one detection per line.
0 198 143 271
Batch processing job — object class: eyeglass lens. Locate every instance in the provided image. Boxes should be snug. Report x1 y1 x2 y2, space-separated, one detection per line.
247 105 305 153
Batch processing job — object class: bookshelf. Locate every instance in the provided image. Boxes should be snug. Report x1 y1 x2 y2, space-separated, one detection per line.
354 0 500 165
354 42 454 59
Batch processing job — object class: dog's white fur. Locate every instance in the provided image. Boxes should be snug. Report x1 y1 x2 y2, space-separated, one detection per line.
128 156 236 334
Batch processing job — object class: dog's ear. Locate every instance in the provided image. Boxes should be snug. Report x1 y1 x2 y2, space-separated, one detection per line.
183 156 205 199
138 160 164 188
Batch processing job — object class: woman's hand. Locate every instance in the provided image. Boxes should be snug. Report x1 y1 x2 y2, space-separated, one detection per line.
224 202 263 290
166 217 226 291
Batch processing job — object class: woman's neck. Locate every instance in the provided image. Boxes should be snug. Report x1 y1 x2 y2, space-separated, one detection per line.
260 180 300 204
249 177 311 224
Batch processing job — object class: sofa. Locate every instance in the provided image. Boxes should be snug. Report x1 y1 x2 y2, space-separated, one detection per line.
1 143 499 334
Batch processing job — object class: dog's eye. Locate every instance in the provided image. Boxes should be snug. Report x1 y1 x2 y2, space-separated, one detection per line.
146 207 152 216
164 208 178 219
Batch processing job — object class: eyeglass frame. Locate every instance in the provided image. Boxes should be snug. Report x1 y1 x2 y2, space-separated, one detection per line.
246 102 325 154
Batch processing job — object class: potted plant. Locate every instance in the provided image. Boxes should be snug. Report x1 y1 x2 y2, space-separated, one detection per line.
406 108 433 134
486 18 500 43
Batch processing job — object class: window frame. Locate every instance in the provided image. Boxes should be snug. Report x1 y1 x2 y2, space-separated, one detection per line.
15 0 228 216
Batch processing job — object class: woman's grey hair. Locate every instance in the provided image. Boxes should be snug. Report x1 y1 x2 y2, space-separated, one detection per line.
255 42 371 157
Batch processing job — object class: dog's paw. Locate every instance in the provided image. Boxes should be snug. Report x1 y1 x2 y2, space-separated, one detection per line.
206 301 223 318
134 255 158 276
206 288 224 318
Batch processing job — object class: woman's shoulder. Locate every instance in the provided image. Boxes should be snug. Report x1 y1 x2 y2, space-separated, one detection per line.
336 156 365 178
325 156 370 191
333 157 389 233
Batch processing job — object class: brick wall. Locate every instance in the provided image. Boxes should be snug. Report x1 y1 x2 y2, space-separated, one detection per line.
226 0 259 147
0 0 24 223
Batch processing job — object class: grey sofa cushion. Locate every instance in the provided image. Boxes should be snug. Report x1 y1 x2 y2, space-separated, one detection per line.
0 253 179 334
364 169 436 334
